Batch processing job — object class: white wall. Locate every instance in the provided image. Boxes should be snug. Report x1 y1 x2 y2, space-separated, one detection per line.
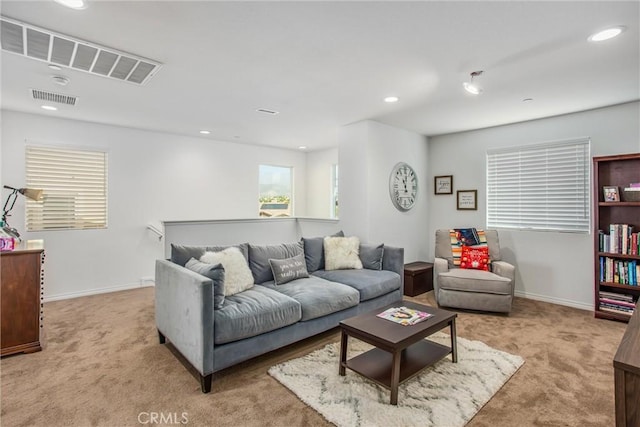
339 120 429 262
428 101 640 310
305 147 338 218
1 110 308 300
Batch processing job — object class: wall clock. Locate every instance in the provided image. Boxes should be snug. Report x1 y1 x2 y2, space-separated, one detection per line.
389 162 418 211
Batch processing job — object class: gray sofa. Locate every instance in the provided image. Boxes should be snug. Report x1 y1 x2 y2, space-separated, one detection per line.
154 236 404 393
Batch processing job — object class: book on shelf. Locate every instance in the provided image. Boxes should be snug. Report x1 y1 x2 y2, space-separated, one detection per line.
598 225 639 255
376 306 433 326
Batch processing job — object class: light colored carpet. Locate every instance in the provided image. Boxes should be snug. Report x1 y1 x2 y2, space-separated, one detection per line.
269 332 524 427
0 287 628 426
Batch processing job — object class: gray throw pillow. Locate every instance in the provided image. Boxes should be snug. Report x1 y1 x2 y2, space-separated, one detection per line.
248 242 304 284
185 258 225 309
269 253 309 285
171 243 249 267
360 243 385 270
301 230 345 273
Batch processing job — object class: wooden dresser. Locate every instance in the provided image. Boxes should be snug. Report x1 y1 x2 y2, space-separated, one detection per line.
1 240 45 356
614 307 640 426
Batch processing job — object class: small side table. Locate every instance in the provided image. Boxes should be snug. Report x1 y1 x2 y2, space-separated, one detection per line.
404 261 433 297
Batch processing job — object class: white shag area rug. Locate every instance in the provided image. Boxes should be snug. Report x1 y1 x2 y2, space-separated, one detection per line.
268 332 524 427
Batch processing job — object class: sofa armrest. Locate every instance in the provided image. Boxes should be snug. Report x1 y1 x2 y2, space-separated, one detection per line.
382 245 405 292
155 259 214 377
433 257 449 300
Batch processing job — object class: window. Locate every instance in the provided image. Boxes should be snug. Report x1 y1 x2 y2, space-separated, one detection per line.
486 138 590 233
331 164 339 218
25 145 108 230
258 165 292 217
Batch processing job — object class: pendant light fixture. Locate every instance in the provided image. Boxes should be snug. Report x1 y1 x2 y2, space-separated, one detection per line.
463 71 484 95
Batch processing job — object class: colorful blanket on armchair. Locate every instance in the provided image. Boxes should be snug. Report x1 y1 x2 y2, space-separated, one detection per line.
449 228 488 267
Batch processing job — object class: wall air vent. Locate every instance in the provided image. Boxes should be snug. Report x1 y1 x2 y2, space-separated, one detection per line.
31 89 78 106
1 16 162 85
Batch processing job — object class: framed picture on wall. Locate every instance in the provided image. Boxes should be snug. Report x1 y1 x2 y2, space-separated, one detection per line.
457 190 477 210
434 175 453 195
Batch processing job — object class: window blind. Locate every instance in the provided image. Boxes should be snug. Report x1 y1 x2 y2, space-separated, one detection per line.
486 138 590 233
25 145 108 231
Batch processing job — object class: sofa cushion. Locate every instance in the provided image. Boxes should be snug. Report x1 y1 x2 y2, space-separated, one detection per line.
171 243 249 267
269 253 309 285
312 269 401 302
438 269 512 295
324 236 363 270
359 243 384 270
301 230 344 273
200 247 254 296
214 286 301 344
261 276 359 321
185 258 225 309
249 242 304 284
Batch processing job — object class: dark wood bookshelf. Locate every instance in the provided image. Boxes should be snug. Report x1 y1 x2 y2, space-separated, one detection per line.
593 153 640 323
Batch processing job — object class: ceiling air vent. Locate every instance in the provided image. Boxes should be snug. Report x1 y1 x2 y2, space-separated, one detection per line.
256 108 280 115
31 89 78 106
1 16 162 85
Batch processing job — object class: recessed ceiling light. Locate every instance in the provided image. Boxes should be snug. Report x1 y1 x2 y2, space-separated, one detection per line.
588 26 626 42
41 105 58 111
384 96 399 103
53 0 88 10
48 64 62 71
298 146 307 150
199 130 211 135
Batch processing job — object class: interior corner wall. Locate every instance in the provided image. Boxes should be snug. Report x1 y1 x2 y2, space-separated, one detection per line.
305 147 338 218
427 101 640 310
339 120 429 262
0 110 308 300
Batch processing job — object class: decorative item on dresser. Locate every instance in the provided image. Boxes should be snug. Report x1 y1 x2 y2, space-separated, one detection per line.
1 240 45 356
593 153 640 323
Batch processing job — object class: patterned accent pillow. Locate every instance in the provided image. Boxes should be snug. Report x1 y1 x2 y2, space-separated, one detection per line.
269 253 309 285
450 228 488 267
459 245 490 271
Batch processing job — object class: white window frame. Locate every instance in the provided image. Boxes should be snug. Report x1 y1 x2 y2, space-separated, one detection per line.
330 163 339 219
258 164 293 218
486 137 591 233
25 145 108 231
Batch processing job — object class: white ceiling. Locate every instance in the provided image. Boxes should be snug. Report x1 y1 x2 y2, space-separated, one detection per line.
1 1 638 151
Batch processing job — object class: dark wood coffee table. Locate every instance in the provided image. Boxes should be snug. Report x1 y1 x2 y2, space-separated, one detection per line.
339 300 457 405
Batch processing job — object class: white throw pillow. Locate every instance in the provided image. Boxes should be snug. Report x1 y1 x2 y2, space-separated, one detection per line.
323 236 363 271
200 247 254 296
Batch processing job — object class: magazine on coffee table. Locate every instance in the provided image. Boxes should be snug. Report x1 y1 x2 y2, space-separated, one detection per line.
376 306 433 326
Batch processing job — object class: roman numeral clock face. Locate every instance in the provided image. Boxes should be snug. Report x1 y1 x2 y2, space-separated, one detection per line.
389 162 418 211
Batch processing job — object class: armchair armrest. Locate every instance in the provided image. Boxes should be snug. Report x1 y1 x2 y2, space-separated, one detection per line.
155 259 214 377
433 257 449 298
491 260 516 294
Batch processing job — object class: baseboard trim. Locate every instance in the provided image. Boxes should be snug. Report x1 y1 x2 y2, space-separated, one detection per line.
515 290 592 312
44 281 155 302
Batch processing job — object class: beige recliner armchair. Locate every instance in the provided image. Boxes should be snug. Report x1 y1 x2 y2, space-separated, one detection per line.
434 229 515 313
